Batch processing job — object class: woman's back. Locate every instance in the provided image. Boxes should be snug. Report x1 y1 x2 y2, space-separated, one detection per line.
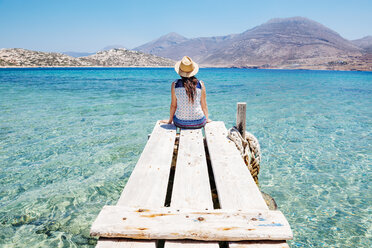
174 79 204 121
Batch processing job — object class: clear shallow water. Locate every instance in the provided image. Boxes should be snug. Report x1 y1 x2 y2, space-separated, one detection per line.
0 68 371 247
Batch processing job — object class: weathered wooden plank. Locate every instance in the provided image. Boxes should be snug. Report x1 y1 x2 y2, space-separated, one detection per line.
117 122 177 207
205 121 290 247
165 129 218 248
229 241 290 248
166 240 220 248
90 206 293 241
96 238 156 248
94 121 291 246
169 129 214 209
205 121 267 210
96 121 177 247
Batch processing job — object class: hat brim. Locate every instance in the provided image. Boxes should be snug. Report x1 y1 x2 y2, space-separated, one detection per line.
174 60 199 77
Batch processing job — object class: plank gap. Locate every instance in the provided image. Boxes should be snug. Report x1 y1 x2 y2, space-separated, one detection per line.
157 240 165 248
204 137 221 210
164 134 179 207
219 241 229 248
159 129 179 247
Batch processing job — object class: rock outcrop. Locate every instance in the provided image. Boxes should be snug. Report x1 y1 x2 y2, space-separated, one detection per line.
352 36 372 54
135 32 189 55
80 48 174 66
0 48 87 67
0 48 175 67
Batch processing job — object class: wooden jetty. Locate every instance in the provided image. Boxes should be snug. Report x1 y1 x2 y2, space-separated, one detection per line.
91 103 292 247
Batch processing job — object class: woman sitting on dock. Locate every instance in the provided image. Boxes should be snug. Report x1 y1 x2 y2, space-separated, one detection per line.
161 56 211 128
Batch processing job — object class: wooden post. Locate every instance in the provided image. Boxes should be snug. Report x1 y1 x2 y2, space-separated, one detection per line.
236 102 246 139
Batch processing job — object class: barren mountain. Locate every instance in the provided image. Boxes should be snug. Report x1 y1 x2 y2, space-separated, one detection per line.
202 17 362 66
0 48 175 67
352 36 372 53
134 32 238 62
135 17 370 70
135 32 189 55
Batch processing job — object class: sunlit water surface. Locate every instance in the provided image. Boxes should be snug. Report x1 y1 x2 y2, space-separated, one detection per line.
0 68 371 247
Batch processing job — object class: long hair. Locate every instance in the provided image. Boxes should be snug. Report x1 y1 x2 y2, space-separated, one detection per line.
181 76 198 104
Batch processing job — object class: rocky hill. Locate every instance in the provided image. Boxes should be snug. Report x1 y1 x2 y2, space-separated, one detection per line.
79 48 174 66
0 48 86 67
135 32 189 55
134 32 238 63
135 17 371 71
352 36 372 53
0 48 175 67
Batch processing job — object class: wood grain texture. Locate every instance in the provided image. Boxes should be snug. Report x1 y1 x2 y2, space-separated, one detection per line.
204 121 290 247
165 129 218 248
229 241 290 248
96 238 156 248
94 121 291 247
90 206 293 241
96 121 177 247
205 121 267 210
169 129 214 209
117 122 177 208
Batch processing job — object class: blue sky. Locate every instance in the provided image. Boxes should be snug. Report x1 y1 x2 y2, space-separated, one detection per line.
0 0 371 52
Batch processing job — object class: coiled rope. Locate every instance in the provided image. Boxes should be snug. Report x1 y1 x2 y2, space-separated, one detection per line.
227 127 261 185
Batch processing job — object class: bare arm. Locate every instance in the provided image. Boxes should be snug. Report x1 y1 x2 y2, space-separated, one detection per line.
200 81 212 122
167 82 177 124
160 82 177 124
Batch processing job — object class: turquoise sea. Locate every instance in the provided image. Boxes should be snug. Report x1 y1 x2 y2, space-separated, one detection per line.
0 68 371 247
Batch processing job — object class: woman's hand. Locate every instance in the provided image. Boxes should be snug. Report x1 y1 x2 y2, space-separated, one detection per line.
206 119 212 123
160 119 172 124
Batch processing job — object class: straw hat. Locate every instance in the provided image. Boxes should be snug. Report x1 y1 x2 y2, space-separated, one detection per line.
174 56 199 77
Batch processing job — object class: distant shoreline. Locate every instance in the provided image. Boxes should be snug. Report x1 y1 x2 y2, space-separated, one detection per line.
0 65 173 68
0 66 370 72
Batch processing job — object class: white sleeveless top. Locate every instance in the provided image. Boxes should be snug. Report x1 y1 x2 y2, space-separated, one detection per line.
174 79 205 120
